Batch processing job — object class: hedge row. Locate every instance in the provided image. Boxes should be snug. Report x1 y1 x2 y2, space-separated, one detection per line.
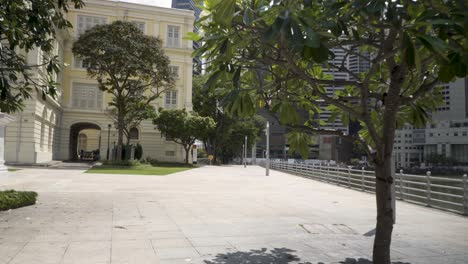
0 190 38 211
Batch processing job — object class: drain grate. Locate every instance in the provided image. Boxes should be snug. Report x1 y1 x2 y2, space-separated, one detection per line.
299 223 358 235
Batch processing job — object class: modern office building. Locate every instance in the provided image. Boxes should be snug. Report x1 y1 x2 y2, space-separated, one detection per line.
4 0 195 164
317 48 371 161
394 78 468 168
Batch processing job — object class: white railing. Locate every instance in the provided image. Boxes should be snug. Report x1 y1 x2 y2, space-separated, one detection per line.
265 160 468 216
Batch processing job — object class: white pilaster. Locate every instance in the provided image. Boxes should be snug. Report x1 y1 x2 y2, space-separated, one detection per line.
0 113 15 174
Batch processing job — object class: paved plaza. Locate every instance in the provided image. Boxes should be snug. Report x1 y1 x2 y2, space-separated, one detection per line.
0 165 467 264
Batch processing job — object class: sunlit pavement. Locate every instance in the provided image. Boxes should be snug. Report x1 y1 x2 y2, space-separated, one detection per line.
0 165 467 264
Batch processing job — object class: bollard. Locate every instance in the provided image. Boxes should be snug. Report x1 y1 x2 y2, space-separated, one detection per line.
327 163 330 183
347 166 352 187
426 171 431 207
463 174 468 215
399 169 404 200
361 167 365 191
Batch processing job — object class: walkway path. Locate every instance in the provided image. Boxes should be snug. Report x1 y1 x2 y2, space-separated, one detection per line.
0 165 467 264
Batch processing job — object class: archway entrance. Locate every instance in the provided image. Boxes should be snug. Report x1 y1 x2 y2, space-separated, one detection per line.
69 123 102 161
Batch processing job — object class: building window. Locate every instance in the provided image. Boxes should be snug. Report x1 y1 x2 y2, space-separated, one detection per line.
131 21 145 33
463 132 467 136
72 83 103 110
169 66 180 79
77 15 107 36
167 25 180 48
129 127 139 140
165 150 175 156
454 132 458 136
74 56 89 69
165 90 177 109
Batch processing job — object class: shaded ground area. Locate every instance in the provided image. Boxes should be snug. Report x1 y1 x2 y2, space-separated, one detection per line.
0 165 467 264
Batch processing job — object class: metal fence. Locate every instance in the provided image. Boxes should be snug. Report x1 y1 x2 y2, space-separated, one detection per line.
268 161 468 216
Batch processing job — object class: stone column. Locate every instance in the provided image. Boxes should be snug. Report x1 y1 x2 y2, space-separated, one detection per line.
0 113 15 174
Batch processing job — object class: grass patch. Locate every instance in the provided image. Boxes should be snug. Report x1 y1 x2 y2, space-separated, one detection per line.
0 190 38 211
7 168 19 172
86 164 193 175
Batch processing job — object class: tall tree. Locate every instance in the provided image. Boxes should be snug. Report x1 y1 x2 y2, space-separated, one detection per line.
72 21 174 160
0 0 84 113
192 0 467 263
153 109 215 164
193 75 265 163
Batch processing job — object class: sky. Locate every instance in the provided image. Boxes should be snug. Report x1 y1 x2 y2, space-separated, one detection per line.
111 0 172 8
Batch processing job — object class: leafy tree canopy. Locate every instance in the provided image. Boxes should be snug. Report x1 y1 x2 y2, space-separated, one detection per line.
0 0 84 113
192 0 467 263
193 75 265 163
153 109 215 163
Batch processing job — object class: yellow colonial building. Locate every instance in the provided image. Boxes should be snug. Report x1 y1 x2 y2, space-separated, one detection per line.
4 0 194 164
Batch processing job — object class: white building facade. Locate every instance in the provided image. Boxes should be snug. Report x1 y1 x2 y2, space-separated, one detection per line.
4 0 195 164
394 78 468 168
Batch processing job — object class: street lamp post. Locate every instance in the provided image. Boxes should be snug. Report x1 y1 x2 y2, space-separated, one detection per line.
266 121 270 176
244 135 247 168
106 124 111 160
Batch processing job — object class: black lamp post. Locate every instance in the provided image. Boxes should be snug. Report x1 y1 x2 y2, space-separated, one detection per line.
106 124 111 160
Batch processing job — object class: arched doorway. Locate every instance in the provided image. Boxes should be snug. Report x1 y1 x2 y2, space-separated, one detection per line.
69 122 101 160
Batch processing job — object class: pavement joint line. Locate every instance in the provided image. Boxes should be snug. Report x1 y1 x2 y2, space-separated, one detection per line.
5 241 29 264
58 242 71 263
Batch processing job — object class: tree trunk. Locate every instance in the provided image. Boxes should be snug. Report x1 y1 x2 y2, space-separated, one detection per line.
116 113 124 161
184 146 190 164
373 157 395 264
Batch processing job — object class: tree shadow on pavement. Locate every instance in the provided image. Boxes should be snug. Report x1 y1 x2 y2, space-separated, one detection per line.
203 248 411 264
340 258 411 264
203 248 311 264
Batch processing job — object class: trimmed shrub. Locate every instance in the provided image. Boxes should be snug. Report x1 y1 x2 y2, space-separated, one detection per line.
135 143 143 160
0 190 38 211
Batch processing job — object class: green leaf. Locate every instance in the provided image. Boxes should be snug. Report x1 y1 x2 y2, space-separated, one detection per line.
213 0 236 26
403 33 415 68
438 65 456 82
286 131 311 159
206 70 221 89
279 102 300 125
304 28 320 48
185 32 202 41
232 67 241 89
263 17 284 42
243 8 253 25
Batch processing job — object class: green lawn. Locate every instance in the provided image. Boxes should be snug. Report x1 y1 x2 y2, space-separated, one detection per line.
7 168 19 172
86 164 193 175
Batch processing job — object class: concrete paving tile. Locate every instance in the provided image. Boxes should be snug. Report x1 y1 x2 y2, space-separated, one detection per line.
147 231 187 240
194 245 237 257
9 241 67 264
71 226 112 242
111 239 158 264
0 242 26 264
154 247 200 260
112 225 147 240
61 241 110 264
151 238 193 248
188 237 231 247
158 258 204 264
